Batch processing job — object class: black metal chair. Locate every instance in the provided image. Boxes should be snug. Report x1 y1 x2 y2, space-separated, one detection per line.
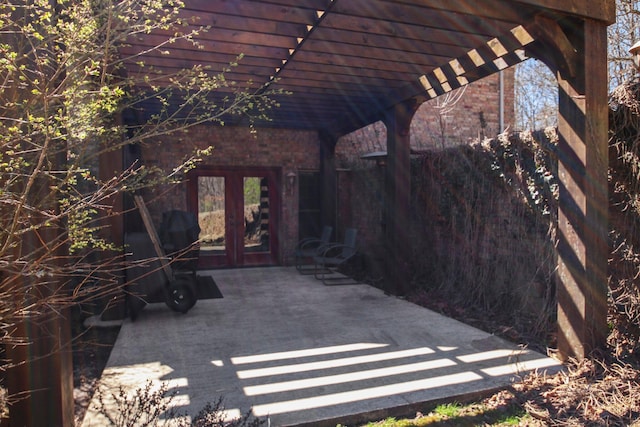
294 225 333 273
313 228 359 285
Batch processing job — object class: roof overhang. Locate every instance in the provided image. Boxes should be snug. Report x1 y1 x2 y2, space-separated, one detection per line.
120 0 616 138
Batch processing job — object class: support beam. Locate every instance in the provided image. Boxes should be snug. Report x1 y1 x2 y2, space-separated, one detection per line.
97 127 126 320
383 99 422 295
533 19 609 360
526 15 579 80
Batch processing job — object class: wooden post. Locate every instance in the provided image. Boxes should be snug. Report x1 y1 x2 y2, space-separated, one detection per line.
98 127 126 320
554 19 609 360
5 297 74 427
526 15 610 360
3 85 74 427
2 5 74 425
383 100 421 295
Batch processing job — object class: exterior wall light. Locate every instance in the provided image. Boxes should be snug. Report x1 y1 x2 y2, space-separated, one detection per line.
286 171 297 195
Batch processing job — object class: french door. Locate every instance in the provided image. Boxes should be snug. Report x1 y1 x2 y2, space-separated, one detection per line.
187 167 280 268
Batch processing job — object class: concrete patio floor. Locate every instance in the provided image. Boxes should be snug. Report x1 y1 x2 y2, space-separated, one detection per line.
82 266 562 427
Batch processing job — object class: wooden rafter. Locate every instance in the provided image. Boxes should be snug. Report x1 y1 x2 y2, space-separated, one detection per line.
419 25 534 99
120 0 614 134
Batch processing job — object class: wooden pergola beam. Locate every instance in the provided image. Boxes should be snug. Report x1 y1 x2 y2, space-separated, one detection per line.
383 99 422 295
555 19 610 360
512 0 615 23
527 17 610 360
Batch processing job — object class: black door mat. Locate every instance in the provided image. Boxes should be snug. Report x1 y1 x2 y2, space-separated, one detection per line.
134 275 222 304
195 275 223 299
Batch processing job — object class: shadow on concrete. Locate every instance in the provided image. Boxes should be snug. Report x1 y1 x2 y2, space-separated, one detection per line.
82 267 562 427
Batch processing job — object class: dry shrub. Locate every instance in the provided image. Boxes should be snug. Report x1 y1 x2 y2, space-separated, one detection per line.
199 211 225 243
95 380 264 427
198 205 261 244
407 129 559 346
608 79 640 362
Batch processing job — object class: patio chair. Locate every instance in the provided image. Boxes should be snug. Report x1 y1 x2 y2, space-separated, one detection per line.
313 228 359 285
294 225 333 273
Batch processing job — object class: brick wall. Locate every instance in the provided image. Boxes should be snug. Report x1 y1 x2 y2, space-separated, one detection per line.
138 71 514 268
335 70 515 167
139 125 321 264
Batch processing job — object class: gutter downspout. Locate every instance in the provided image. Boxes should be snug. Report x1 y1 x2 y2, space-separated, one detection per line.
499 70 505 132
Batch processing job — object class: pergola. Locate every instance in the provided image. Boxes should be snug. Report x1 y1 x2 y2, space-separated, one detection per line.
13 1 616 425
121 0 613 360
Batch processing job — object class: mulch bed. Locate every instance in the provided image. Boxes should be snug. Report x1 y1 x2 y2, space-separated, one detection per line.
73 323 120 426
406 289 640 426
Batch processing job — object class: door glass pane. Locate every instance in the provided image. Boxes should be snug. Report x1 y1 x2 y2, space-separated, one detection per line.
243 176 269 253
198 176 225 254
